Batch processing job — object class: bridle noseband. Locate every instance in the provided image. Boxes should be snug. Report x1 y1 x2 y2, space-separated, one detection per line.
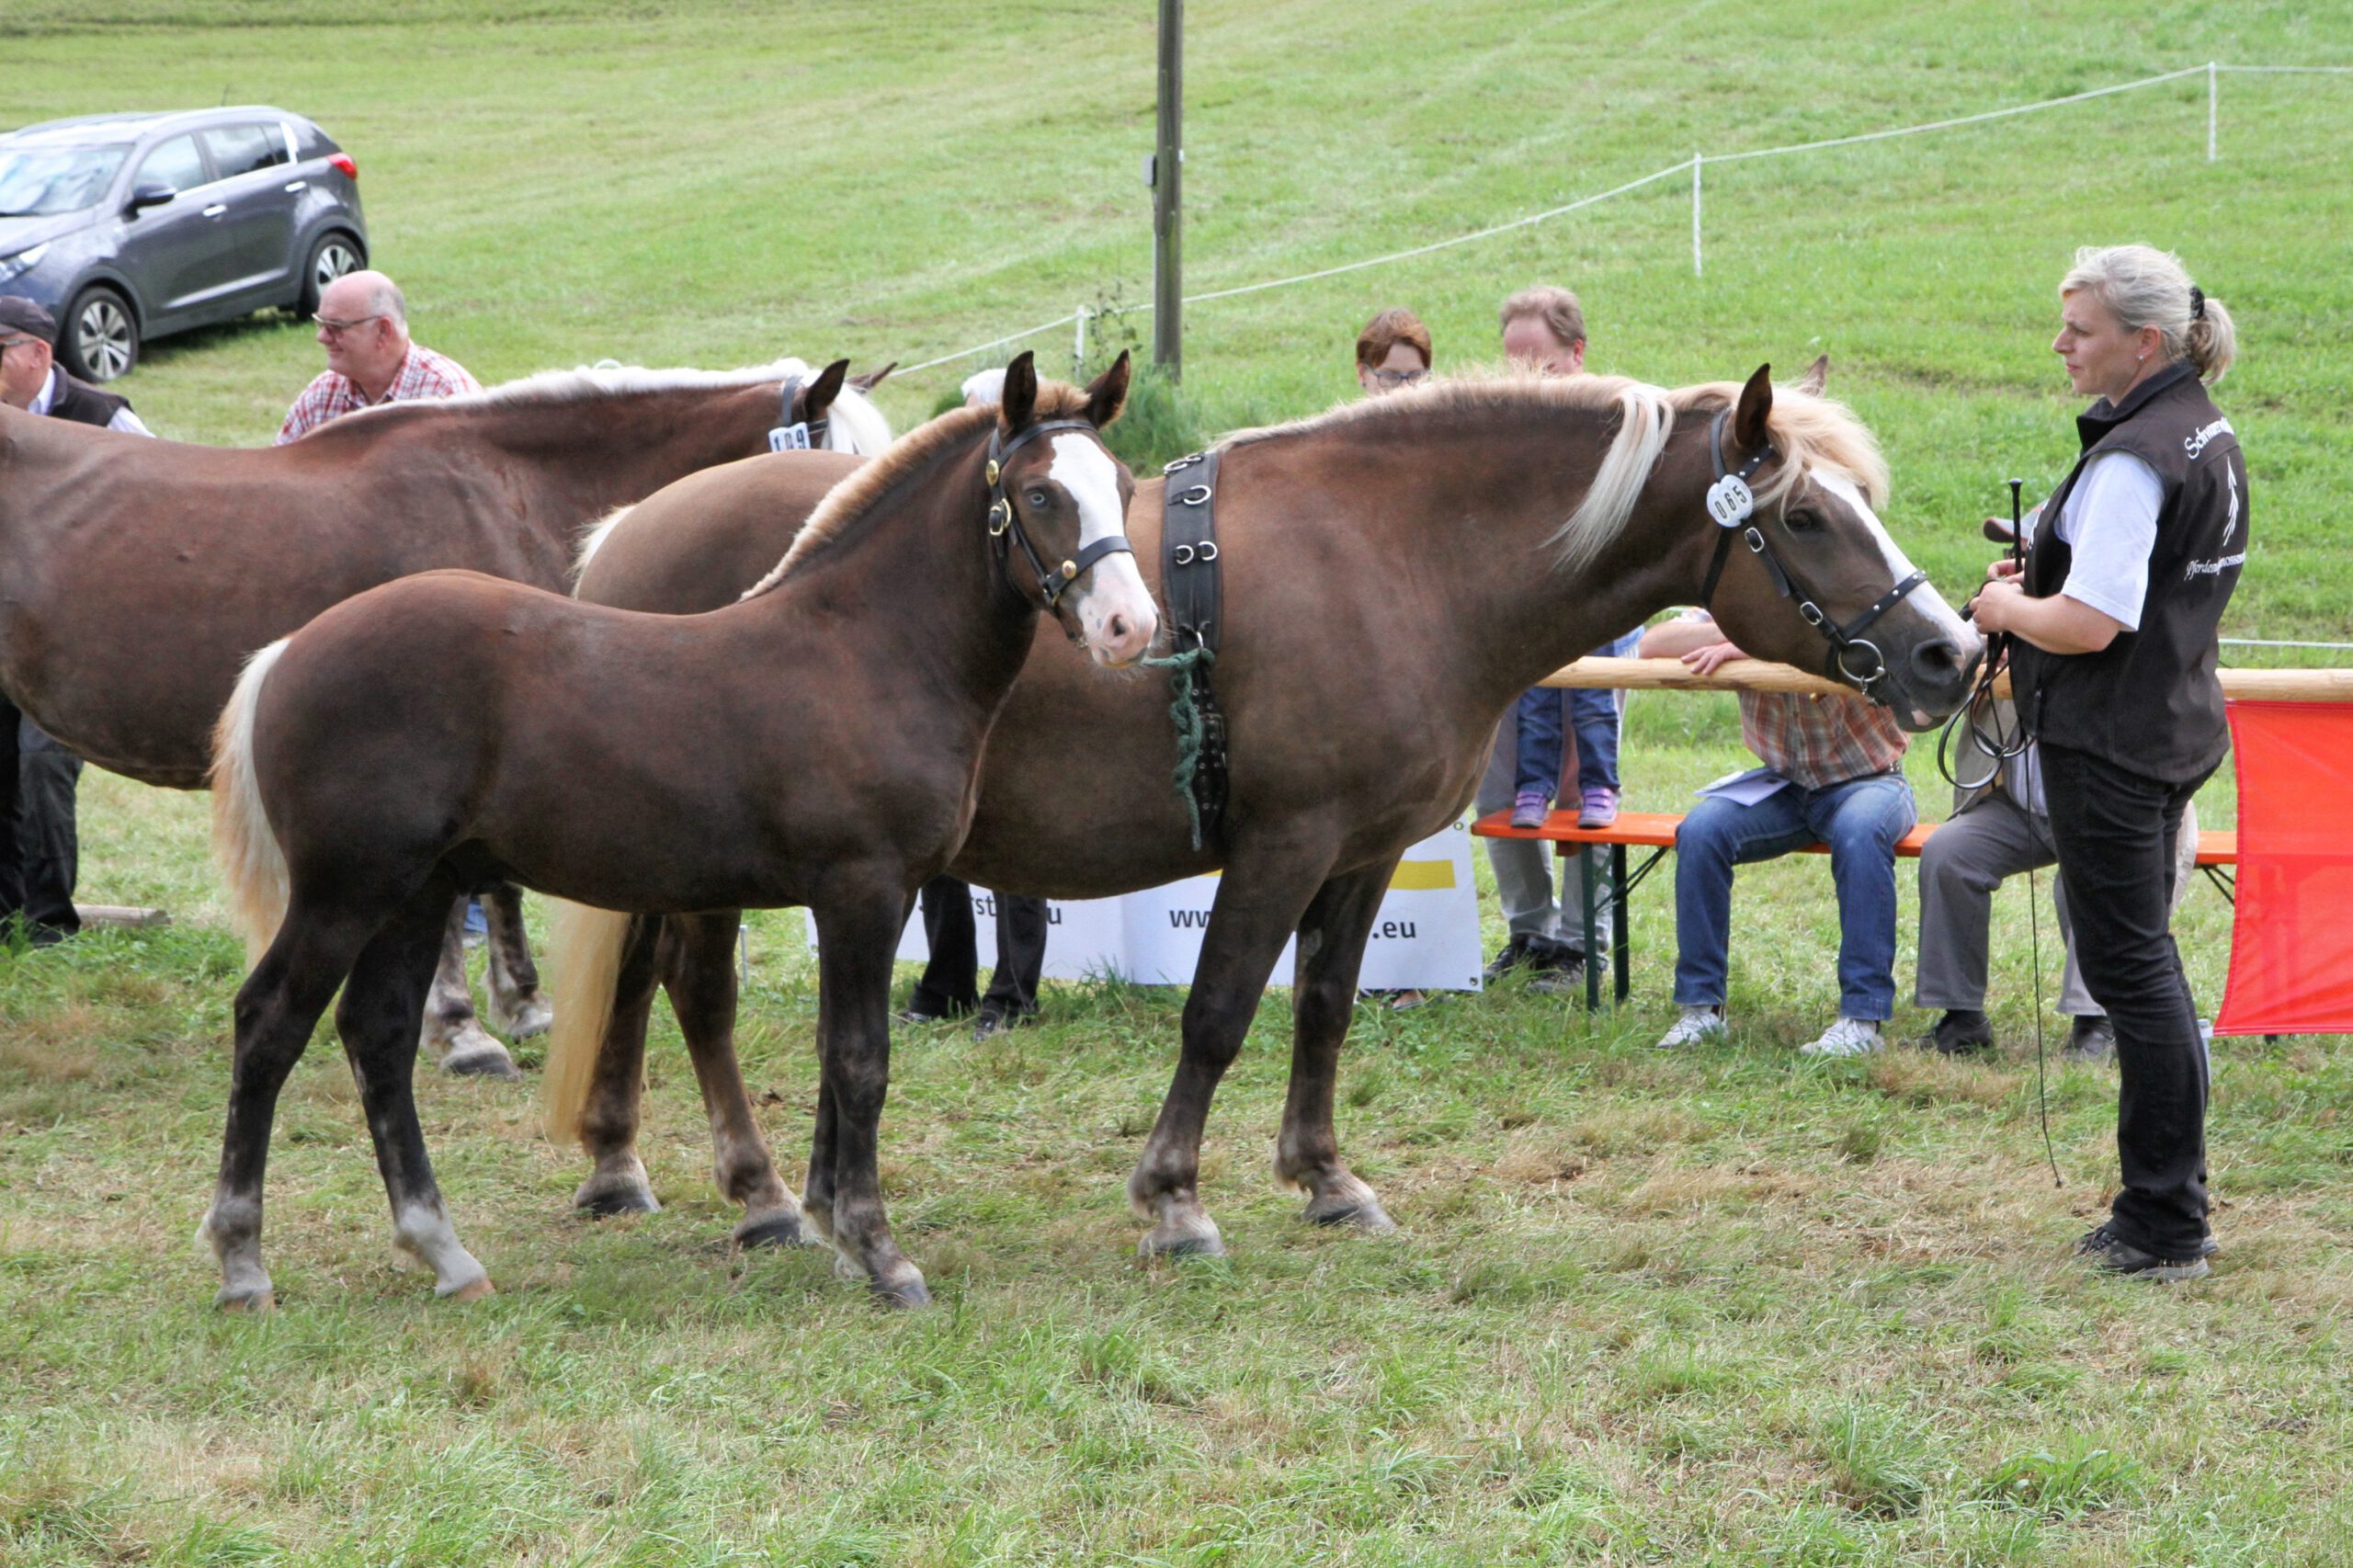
984 418 1135 609
1695 409 1927 695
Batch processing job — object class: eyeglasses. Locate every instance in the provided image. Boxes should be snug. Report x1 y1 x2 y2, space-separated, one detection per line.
313 313 385 338
1370 368 1428 387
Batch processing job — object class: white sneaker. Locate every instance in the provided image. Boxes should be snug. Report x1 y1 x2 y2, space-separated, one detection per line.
1655 1005 1726 1050
1801 1017 1884 1057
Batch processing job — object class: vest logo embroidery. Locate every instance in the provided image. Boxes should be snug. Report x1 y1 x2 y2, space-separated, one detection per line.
2184 416 2234 459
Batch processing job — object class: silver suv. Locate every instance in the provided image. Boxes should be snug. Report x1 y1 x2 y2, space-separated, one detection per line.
0 106 369 381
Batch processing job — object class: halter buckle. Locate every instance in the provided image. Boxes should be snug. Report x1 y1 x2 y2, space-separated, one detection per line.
987 499 1012 536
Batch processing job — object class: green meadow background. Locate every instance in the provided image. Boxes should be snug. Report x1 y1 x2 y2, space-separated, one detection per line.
4 3 2351 1564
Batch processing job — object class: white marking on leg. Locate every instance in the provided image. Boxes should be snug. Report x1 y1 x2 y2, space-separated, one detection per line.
393 1201 490 1297
1047 432 1157 665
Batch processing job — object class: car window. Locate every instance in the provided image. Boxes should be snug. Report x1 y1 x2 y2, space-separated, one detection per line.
0 143 129 216
134 134 207 196
203 123 290 179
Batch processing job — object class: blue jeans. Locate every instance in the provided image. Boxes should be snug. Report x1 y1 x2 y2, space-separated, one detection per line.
1515 629 1639 798
1672 771 1915 1020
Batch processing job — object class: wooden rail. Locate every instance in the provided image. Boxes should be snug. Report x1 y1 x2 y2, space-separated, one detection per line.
1539 656 2353 703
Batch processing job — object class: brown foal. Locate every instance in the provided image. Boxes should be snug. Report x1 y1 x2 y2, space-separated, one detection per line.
205 352 1148 1310
0 355 887 1074
561 362 1982 1266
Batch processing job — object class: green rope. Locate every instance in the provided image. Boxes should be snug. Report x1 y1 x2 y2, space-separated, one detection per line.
1139 643 1216 850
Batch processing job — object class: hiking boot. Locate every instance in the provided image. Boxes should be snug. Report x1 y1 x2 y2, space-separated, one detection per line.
2064 1015 2116 1062
1577 787 1620 829
1524 938 1586 997
1917 1008 1993 1055
1509 790 1551 830
2076 1222 2211 1282
1801 1017 1884 1058
1655 1005 1725 1050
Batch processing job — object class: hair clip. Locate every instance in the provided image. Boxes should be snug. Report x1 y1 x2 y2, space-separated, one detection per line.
2189 285 2206 321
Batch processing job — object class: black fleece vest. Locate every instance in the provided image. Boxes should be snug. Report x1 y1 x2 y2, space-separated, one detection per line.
2011 360 2245 784
45 370 131 428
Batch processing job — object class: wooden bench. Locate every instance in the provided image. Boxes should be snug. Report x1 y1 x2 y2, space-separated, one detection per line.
1472 808 2240 1009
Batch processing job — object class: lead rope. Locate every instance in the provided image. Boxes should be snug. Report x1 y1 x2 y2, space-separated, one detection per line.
1138 644 1216 851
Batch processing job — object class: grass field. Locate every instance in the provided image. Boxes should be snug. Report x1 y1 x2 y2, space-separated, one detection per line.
6 2 2353 1563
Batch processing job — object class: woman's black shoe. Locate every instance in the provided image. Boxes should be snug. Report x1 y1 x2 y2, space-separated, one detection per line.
2064 1015 2117 1062
1917 1008 1993 1055
2076 1222 2211 1282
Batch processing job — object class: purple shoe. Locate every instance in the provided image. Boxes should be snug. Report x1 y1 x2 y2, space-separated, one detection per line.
1509 790 1549 830
1577 787 1620 829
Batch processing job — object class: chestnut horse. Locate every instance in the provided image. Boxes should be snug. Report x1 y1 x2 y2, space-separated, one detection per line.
0 356 890 1074
556 362 1982 1265
204 353 1149 1311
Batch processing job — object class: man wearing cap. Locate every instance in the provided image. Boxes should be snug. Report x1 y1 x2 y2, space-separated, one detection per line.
0 296 154 944
276 269 479 443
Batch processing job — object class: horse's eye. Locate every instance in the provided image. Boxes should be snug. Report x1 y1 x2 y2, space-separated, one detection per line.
1026 490 1051 509
1786 509 1819 533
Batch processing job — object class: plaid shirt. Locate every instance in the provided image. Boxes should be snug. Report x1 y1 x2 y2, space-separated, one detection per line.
275 344 483 444
1681 610 1907 789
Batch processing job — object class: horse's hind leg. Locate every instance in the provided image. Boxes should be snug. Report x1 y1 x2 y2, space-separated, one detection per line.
809 887 927 1307
420 896 521 1081
1129 836 1333 1258
483 882 555 1040
200 906 378 1312
337 880 494 1301
663 909 807 1248
574 914 664 1217
1277 858 1400 1233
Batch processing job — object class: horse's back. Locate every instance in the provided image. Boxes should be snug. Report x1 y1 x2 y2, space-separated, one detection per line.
577 451 862 613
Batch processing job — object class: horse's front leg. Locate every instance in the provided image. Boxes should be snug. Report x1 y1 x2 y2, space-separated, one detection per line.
1130 835 1334 1258
483 882 555 1040
1277 858 1400 1233
809 884 927 1307
662 909 807 1248
419 896 521 1080
336 881 494 1301
573 913 665 1217
199 907 375 1311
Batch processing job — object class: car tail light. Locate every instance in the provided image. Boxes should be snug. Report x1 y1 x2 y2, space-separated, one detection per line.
329 153 358 178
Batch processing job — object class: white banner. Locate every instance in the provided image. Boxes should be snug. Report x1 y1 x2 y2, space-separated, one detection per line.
812 818 1484 993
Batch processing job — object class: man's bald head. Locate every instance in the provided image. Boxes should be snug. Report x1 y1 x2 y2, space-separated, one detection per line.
314 269 413 399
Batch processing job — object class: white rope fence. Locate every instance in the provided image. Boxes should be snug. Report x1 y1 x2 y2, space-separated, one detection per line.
892 60 2347 378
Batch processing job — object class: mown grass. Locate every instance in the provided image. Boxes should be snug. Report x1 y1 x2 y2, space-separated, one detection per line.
5 2 2352 1563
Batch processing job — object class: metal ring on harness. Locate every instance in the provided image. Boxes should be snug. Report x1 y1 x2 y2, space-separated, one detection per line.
1178 483 1213 506
1836 638 1889 688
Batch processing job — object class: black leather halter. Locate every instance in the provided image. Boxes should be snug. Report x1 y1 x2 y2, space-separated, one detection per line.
1695 409 1927 695
771 371 829 450
983 418 1135 608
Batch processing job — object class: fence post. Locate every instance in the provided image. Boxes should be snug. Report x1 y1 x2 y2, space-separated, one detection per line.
1074 306 1089 377
2208 61 2219 161
1690 153 1704 277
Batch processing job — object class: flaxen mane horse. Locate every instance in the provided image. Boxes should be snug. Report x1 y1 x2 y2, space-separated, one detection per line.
555 361 1981 1273
0 355 890 1074
205 353 1148 1311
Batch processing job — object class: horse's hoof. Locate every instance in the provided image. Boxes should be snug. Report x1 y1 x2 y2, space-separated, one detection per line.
1138 1220 1226 1259
441 1040 523 1081
496 997 554 1041
575 1182 660 1218
1305 1197 1397 1233
870 1269 933 1310
734 1213 806 1250
441 1275 496 1304
216 1286 275 1314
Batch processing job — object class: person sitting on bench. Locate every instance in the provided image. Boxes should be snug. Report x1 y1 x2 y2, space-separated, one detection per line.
1641 610 1915 1056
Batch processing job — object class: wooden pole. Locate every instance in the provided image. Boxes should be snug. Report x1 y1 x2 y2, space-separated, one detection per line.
1153 0 1183 381
1541 655 2353 703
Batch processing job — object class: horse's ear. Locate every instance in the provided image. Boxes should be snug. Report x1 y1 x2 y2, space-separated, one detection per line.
1796 355 1829 397
849 360 896 393
1000 352 1039 432
1733 363 1774 455
1083 350 1131 429
802 358 849 425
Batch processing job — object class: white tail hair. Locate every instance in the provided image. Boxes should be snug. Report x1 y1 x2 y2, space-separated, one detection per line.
210 639 292 968
540 899 637 1147
1547 382 1676 573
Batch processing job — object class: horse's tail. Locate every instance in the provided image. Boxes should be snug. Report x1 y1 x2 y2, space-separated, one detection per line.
210 638 292 968
541 900 635 1147
570 504 634 590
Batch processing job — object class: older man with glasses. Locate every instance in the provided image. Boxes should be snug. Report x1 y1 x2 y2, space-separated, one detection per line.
0 295 155 945
276 268 480 443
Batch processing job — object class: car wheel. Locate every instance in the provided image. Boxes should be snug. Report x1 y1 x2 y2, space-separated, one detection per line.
298 232 366 317
61 287 137 383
